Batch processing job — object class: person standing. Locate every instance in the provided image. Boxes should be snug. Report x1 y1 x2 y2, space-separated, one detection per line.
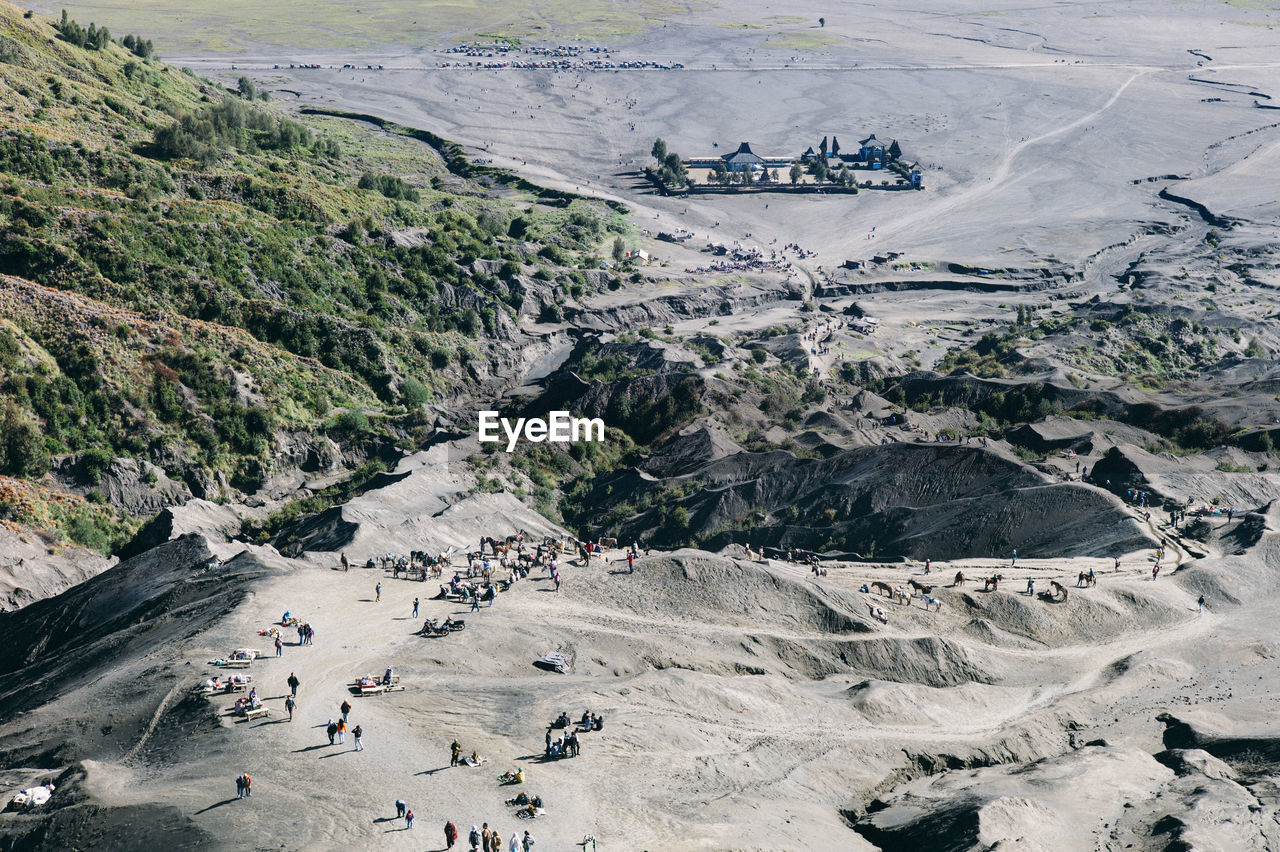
469 825 481 850
445 821 458 849
375 582 382 602
1010 549 1017 567
287 672 300 697
482 824 492 850
241 773 251 798
509 833 520 852
284 696 295 721
405 809 414 830
1198 594 1206 613
627 551 635 573
471 592 481 613
341 551 349 571
1026 577 1035 597
553 571 561 593
327 720 338 745
340 700 352 723
522 830 534 851
451 739 462 767
336 718 346 744
274 635 283 657
353 724 363 751
413 597 420 619
235 774 246 799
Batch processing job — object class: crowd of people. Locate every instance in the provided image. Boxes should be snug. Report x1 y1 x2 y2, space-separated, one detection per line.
207 531 641 845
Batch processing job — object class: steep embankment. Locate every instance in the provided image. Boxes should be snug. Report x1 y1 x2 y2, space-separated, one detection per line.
586 443 1153 559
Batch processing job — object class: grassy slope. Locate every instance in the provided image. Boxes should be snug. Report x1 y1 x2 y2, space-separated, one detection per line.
0 2 623 546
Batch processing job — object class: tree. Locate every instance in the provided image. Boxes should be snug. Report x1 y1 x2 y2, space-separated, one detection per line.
651 138 668 163
611 236 625 262
789 162 803 185
237 76 255 100
712 162 728 185
838 164 852 186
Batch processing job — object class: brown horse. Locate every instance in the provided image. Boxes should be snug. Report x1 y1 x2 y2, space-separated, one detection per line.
1050 581 1069 601
909 579 934 595
1077 571 1097 588
953 571 966 587
871 580 893 597
983 574 1004 591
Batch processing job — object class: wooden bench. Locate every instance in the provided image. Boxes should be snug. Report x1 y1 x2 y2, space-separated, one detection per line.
223 659 252 669
242 706 269 721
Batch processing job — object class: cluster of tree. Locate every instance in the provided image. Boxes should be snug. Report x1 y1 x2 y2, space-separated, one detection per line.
357 172 420 202
808 159 859 188
56 10 110 49
151 98 317 166
648 138 688 189
120 33 154 58
0 400 49 478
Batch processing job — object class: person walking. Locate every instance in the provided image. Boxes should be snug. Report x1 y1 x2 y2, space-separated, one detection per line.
375 582 382 602
396 799 407 819
287 672 300 697
327 720 338 745
1026 577 1035 597
509 833 520 852
405 809 414 830
336 718 346 744
413 597 420 619
274 635 283 657
1010 549 1018 567
627 551 635 573
469 825 482 850
340 700 351 723
235 774 246 799
445 820 458 849
522 830 535 851
353 724 363 751
284 696 295 721
553 571 561 593
241 773 251 798
1198 594 1205 613
471 592 481 613
482 824 492 850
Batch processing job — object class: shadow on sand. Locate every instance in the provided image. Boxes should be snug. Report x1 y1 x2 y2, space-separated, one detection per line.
194 798 240 814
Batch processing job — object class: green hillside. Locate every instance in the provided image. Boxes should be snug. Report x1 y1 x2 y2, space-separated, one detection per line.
0 1 624 543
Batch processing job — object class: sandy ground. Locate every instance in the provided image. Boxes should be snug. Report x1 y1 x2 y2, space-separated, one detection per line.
65 479 1243 850
157 0 1280 273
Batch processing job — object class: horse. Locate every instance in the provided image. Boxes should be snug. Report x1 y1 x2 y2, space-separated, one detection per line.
1050 581 1069 602
890 587 911 606
600 537 618 549
871 581 893 597
953 571 966 587
921 595 942 612
909 579 934 595
811 565 828 577
1078 571 1096 587
983 574 1004 591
